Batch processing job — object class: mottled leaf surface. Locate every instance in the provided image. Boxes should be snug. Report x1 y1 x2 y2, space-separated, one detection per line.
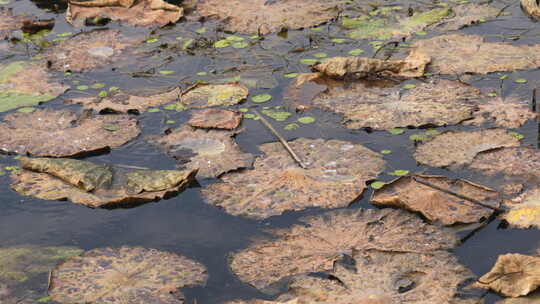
180 83 248 108
465 96 537 129
470 147 540 182
188 109 242 130
503 188 540 229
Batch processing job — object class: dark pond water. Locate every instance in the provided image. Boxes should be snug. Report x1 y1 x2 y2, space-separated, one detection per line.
1 0 540 303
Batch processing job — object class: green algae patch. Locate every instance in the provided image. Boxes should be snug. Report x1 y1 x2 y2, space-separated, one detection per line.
371 181 386 189
181 83 249 108
409 129 441 141
387 128 404 135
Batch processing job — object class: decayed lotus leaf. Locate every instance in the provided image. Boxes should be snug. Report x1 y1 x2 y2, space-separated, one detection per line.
475 253 540 297
188 109 242 130
197 0 340 35
230 208 458 290
407 34 540 74
313 55 430 79
202 138 385 219
414 129 520 168
521 0 540 19
503 188 540 229
470 147 540 182
496 293 540 304
0 109 140 157
49 246 208 304
68 88 181 114
0 61 68 113
180 83 248 108
0 9 23 38
66 0 183 27
432 4 500 31
11 157 197 208
466 96 537 128
286 78 477 130
44 29 133 72
371 175 499 225
155 126 253 179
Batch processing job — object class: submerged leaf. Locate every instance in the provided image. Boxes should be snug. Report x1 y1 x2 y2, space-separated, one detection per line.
180 83 248 108
188 109 242 130
202 138 385 219
49 246 207 303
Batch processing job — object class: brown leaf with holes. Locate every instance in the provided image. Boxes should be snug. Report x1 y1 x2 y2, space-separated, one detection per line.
431 4 500 31
188 109 242 130
202 138 385 219
154 126 253 179
66 0 183 27
475 254 540 297
68 88 181 114
197 0 340 35
180 83 248 108
0 109 139 157
230 208 458 290
466 96 537 128
414 129 520 168
11 157 197 208
371 175 499 225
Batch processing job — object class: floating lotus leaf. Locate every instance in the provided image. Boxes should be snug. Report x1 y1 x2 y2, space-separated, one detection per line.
68 88 181 114
44 29 133 72
475 253 540 297
503 188 540 229
48 246 208 303
66 0 183 27
230 208 458 290
414 129 520 168
0 61 68 112
470 147 540 182
286 78 477 130
155 126 253 179
432 4 500 31
465 96 537 128
10 157 197 208
179 83 248 108
496 293 540 304
371 175 500 226
521 0 540 19
188 109 242 130
407 34 540 74
313 55 430 79
202 138 385 219
0 109 140 157
197 0 340 35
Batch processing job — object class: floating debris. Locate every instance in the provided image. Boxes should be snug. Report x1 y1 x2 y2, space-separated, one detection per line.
179 83 248 108
188 109 242 130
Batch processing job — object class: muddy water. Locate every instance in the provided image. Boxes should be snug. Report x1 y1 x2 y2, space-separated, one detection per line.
1 0 540 303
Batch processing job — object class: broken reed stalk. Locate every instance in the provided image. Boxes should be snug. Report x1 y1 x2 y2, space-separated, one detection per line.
252 109 307 169
412 176 502 212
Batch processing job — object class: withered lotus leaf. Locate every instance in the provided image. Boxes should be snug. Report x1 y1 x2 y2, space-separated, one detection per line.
432 4 500 31
371 175 500 226
180 83 248 108
0 109 140 157
313 55 430 79
496 293 540 304
197 0 340 35
48 246 208 303
230 208 458 290
521 0 540 19
475 253 540 297
286 78 477 130
202 138 385 219
470 147 540 182
66 0 183 27
68 88 181 114
413 129 520 168
44 29 133 72
407 34 540 74
465 96 537 129
10 157 197 208
154 126 253 179
188 109 242 130
0 9 23 38
503 188 540 229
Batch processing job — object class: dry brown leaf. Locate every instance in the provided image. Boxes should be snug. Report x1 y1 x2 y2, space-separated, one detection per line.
11 157 197 208
466 96 537 129
470 147 540 182
66 0 183 27
313 55 430 79
49 246 207 303
180 83 248 108
0 109 139 157
202 138 385 219
154 126 253 179
503 188 540 229
0 9 23 38
432 4 500 31
230 208 458 290
188 109 242 130
407 34 540 74
521 0 540 19
69 0 136 8
44 29 134 72
68 87 181 114
475 254 540 297
414 129 520 168
197 0 340 35
496 293 540 304
371 175 499 225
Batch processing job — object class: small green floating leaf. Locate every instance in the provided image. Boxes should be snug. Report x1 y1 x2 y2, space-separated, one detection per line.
165 120 176 124
499 75 509 80
195 27 207 34
487 92 497 97
244 113 256 119
16 107 36 113
214 40 231 48
283 73 299 78
102 124 119 132
109 86 119 92
284 123 300 130
331 38 347 44
53 38 68 43
159 70 175 75
239 108 249 113
381 149 392 155
251 94 272 103
415 31 427 36
146 37 159 44
409 129 440 141
389 170 409 176
249 35 260 39
147 108 161 113
299 58 318 65
91 83 105 89
182 38 194 50
348 48 364 56
76 85 89 91
232 42 249 49
262 109 291 121
371 181 385 189
311 26 324 31
298 116 316 124
387 128 404 135
402 84 416 89
98 90 108 98
56 32 72 37
515 78 528 84
196 72 207 76
313 52 328 58
508 131 524 140
226 35 245 41
37 296 52 303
